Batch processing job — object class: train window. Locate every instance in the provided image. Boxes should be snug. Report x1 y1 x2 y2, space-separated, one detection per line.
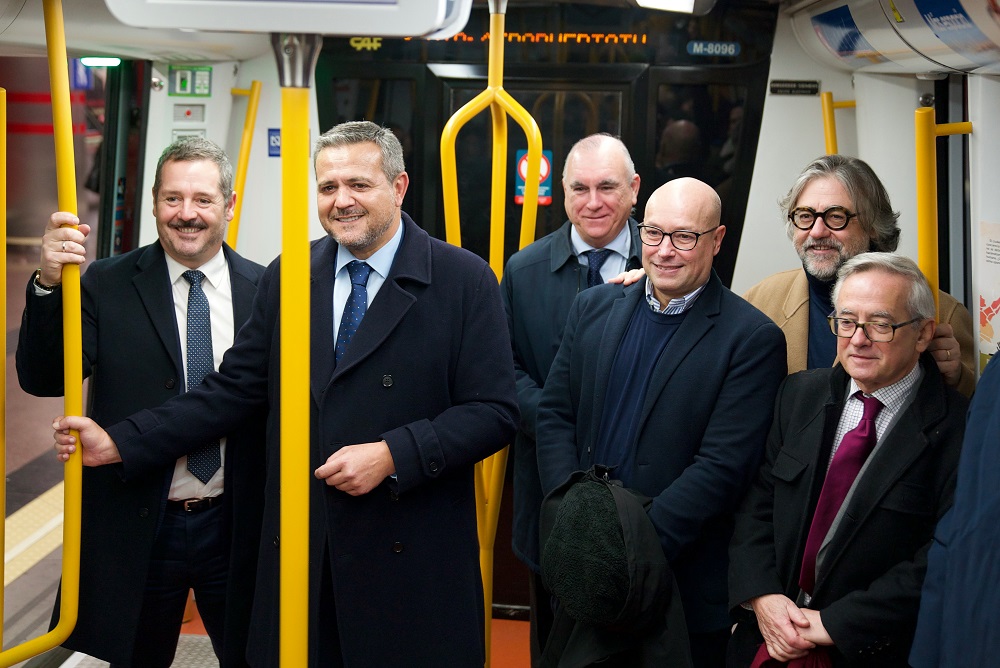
651 82 746 198
316 1 777 280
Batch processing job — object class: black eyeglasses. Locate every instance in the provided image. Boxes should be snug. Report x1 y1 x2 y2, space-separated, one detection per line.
828 316 923 342
637 225 718 251
789 206 858 231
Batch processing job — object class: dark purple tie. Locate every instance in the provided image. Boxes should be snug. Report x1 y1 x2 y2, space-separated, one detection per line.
799 392 883 594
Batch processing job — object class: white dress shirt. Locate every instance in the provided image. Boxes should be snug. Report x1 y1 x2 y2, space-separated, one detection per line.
165 249 233 500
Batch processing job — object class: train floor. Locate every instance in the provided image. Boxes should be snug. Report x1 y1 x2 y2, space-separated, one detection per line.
3 243 531 667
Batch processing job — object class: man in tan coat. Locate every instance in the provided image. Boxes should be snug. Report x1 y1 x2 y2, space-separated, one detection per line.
744 154 974 396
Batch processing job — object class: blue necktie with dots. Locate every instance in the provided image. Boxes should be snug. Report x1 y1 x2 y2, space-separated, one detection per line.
336 261 373 364
182 270 221 484
586 249 612 288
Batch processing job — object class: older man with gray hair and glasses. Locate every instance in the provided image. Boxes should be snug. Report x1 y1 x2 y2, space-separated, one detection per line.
729 252 967 668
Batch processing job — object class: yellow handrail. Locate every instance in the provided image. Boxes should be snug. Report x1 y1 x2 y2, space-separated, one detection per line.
278 85 311 668
0 1 84 664
820 91 856 155
914 106 972 319
439 1 542 663
228 80 263 248
271 31 322 668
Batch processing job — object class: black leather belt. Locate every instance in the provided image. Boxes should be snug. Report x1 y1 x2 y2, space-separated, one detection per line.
167 495 223 513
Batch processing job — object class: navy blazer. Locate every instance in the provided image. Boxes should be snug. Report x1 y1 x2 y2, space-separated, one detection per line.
16 242 266 666
537 270 786 633
501 218 641 571
105 215 518 667
730 357 967 666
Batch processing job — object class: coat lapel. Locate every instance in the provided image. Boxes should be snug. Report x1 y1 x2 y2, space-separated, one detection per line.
322 215 430 385
784 271 810 374
814 359 944 593
224 243 258 326
310 236 338 401
133 244 182 377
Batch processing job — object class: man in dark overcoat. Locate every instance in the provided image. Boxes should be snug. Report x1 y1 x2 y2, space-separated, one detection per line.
52 121 518 667
18 137 266 667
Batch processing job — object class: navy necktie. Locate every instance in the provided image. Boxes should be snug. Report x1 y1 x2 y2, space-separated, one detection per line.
799 392 883 594
182 270 221 484
336 261 373 363
586 249 612 288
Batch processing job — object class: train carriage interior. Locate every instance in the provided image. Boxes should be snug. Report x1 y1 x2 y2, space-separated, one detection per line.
1 0 998 665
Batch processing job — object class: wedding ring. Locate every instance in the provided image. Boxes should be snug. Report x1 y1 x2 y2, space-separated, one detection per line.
946 349 951 361
61 241 66 252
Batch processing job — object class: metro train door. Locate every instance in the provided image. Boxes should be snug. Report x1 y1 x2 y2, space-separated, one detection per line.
434 63 648 263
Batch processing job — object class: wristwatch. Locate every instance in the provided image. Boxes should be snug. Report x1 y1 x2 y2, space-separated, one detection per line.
34 269 59 291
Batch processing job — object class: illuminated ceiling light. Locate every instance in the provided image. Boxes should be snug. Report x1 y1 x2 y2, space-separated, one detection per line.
636 0 694 10
634 0 718 15
80 57 122 67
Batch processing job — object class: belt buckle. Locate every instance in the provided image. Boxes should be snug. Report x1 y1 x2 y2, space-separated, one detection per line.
183 498 200 512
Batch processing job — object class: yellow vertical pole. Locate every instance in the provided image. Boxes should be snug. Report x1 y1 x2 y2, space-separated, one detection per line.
46 0 85 647
914 106 972 319
486 11 508 275
440 2 541 663
228 80 263 248
0 2 83 664
821 91 838 155
820 92 856 156
915 107 939 316
271 32 321 668
278 85 310 668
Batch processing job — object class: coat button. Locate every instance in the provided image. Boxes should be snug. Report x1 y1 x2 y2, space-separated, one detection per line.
389 490 398 501
382 375 393 387
429 461 439 472
273 536 280 548
138 507 149 518
165 378 176 389
392 542 404 553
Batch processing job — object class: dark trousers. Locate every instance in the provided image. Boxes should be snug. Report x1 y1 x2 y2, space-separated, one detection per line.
112 503 228 668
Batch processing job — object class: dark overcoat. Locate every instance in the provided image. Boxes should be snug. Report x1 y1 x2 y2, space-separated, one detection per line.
16 242 266 666
500 218 641 572
910 355 1000 668
106 215 519 667
536 270 787 634
729 357 967 666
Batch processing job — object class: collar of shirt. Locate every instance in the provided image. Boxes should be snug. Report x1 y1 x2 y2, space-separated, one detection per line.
335 217 404 284
569 222 631 277
164 246 230 501
165 246 228 289
833 359 924 454
644 280 707 315
569 222 631 260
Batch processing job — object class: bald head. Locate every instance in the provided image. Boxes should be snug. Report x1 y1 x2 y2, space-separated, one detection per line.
645 177 721 224
641 178 724 304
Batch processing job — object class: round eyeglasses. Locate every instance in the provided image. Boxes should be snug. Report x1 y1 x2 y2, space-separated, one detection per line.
789 206 858 231
828 316 923 342
637 225 719 251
